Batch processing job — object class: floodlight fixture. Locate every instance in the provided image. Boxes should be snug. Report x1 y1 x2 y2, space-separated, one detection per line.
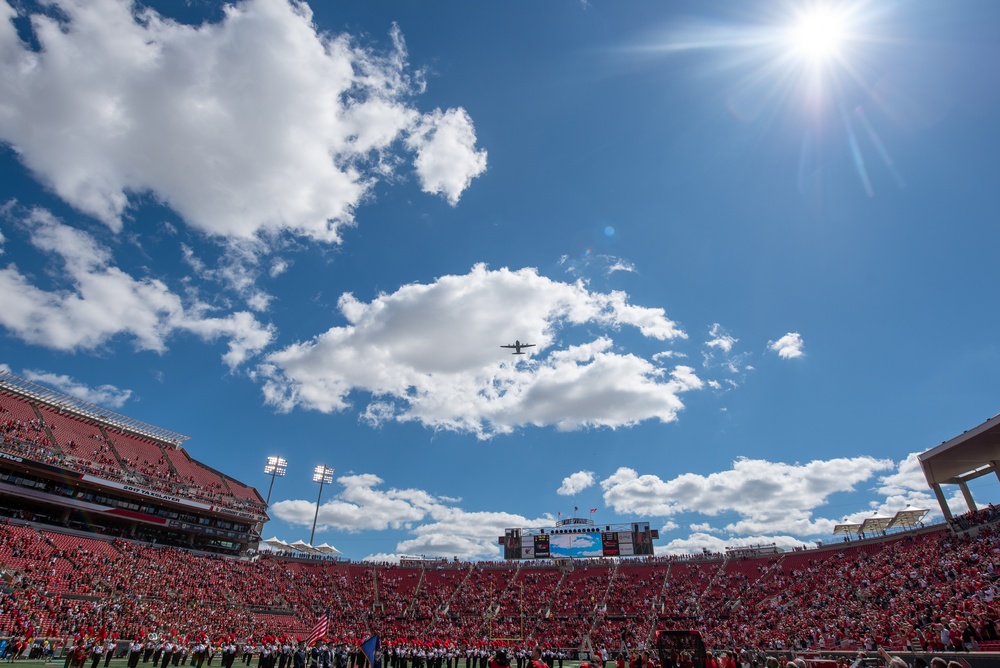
310 465 335 544
262 456 288 506
265 456 288 476
313 464 335 484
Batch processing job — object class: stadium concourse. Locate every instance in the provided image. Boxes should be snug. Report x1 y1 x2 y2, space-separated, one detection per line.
2 371 1000 660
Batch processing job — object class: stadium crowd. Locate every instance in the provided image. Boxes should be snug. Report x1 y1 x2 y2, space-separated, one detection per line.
0 397 266 517
0 513 998 659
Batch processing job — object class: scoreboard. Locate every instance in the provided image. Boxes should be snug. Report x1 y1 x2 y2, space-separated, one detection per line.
501 520 658 560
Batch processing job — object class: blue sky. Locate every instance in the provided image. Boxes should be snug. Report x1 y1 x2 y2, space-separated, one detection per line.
1 0 999 560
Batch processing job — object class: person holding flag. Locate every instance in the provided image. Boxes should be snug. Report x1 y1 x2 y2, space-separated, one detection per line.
304 609 330 648
359 636 380 668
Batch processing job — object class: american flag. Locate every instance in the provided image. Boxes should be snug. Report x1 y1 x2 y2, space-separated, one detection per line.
304 608 330 646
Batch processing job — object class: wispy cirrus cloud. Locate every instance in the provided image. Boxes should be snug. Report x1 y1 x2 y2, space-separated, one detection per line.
21 369 133 409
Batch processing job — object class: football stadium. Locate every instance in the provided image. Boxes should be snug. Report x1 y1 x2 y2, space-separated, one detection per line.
2 370 1000 666
1 1 999 668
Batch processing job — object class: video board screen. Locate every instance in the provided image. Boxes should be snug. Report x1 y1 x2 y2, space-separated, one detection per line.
601 531 620 556
533 534 550 558
501 522 656 560
549 531 603 558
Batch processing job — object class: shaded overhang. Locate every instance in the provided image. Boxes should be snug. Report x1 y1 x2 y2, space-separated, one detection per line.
918 412 1000 487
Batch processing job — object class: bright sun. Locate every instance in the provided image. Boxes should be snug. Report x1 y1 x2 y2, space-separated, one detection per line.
790 8 847 61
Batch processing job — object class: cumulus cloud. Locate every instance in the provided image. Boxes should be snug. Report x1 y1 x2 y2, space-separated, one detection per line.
257 264 693 437
557 471 596 496
270 454 942 560
407 108 487 205
271 473 434 532
0 207 273 366
856 452 959 521
0 0 485 242
270 473 549 559
768 332 805 359
21 369 132 408
657 532 815 556
601 455 895 536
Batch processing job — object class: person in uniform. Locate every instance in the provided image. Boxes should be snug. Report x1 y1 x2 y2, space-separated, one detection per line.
129 640 144 668
151 640 164 667
193 642 207 668
89 642 105 668
160 639 174 668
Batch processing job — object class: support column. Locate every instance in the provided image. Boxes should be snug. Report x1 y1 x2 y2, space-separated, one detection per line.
959 480 978 513
933 483 954 522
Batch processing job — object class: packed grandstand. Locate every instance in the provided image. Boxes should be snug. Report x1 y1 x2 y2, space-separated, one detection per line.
2 370 1000 660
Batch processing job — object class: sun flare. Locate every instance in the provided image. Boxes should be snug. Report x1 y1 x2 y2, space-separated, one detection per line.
790 7 847 61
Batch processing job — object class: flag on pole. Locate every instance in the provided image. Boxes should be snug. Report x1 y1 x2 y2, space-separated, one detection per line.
359 634 380 668
304 608 330 646
589 508 597 514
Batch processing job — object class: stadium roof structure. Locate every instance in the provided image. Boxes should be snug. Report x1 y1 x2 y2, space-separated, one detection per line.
918 411 1000 521
833 508 929 538
0 370 189 446
263 537 342 555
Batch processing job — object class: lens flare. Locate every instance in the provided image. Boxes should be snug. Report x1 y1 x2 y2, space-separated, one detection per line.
790 7 847 61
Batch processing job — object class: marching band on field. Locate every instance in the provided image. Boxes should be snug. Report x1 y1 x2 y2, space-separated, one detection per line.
7 637 578 668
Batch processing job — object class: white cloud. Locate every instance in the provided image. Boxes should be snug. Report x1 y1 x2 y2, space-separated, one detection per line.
0 0 485 242
689 522 721 534
182 239 278 312
607 259 636 275
601 455 895 536
407 108 487 205
557 470 596 496
270 472 550 559
270 473 435 533
0 207 273 367
269 259 290 279
705 323 737 353
657 532 815 556
768 332 805 359
876 452 928 497
560 253 635 279
257 264 693 437
21 369 132 408
858 452 958 521
702 323 751 377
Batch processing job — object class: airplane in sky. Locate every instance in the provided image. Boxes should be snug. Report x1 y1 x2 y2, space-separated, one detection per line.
501 340 536 355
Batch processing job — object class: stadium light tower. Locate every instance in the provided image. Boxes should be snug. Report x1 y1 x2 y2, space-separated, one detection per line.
263 456 288 506
310 465 335 545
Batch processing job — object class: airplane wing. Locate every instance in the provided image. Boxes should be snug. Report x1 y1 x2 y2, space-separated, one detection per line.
500 345 515 349
522 344 536 348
